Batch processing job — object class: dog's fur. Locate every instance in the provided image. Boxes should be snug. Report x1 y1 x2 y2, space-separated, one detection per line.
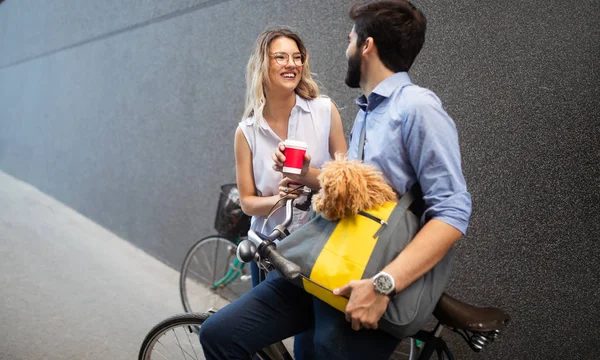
313 154 397 221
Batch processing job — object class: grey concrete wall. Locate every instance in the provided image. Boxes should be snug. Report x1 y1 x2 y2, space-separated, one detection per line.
1 0 598 359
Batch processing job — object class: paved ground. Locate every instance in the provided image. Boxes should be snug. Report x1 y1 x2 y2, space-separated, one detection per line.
0 170 222 360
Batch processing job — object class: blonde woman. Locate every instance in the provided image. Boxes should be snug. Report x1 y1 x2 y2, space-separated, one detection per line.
235 28 346 287
220 28 346 359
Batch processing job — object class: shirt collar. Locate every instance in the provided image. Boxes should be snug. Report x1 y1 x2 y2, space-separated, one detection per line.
294 94 311 113
355 72 412 112
245 94 311 129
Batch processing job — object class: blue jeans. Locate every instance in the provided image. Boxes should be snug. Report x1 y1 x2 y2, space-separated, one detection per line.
250 261 261 288
250 261 315 359
199 271 400 360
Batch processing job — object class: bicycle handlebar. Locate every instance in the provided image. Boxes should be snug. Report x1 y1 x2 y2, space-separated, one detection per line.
244 228 302 281
260 240 301 281
267 198 294 240
238 198 302 281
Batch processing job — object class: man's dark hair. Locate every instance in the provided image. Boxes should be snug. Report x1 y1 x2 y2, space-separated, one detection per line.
349 0 426 72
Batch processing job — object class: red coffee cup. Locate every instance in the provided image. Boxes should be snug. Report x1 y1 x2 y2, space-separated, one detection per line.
282 140 308 175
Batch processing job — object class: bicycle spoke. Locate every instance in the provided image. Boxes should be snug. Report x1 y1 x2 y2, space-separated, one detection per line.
196 251 215 281
155 339 176 359
184 325 201 359
191 253 201 267
151 348 169 360
173 328 199 359
173 329 187 359
211 240 220 284
192 250 215 286
188 268 210 284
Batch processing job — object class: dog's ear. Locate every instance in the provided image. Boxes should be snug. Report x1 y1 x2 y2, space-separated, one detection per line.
312 163 333 218
313 159 345 220
314 160 346 220
340 162 370 218
362 165 398 206
312 183 326 216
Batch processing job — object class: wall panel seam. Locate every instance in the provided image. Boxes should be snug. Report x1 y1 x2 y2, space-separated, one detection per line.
0 0 234 70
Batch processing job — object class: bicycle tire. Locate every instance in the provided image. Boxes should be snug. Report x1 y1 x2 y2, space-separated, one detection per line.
138 313 209 360
180 235 252 313
139 312 285 360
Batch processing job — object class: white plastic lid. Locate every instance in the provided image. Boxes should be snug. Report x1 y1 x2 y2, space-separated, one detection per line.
284 139 308 149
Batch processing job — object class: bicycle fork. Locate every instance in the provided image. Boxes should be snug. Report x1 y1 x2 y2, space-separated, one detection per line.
212 255 250 288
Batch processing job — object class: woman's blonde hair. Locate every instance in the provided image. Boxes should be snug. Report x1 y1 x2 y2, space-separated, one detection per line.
242 28 321 125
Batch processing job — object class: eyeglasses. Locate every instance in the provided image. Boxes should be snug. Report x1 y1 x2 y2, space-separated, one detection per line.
271 52 305 66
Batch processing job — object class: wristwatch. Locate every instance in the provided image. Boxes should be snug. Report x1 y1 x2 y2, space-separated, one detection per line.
373 271 396 298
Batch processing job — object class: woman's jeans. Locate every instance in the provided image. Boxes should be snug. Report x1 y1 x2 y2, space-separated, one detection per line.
250 261 314 359
250 260 261 288
199 271 400 360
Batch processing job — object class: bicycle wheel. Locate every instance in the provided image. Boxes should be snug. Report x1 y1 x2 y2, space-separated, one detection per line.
139 313 285 360
180 235 252 313
138 313 208 360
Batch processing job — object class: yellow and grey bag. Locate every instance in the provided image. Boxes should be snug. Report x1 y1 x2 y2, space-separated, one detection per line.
277 186 454 339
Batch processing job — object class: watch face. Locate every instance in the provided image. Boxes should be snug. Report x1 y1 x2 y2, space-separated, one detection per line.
375 274 394 294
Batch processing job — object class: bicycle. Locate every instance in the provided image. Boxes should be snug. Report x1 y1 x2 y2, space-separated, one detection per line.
141 198 510 360
179 184 253 313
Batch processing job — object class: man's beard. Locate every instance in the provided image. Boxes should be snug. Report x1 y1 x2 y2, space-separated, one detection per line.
344 52 362 88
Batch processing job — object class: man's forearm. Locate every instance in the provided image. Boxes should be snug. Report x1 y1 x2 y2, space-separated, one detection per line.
382 219 463 293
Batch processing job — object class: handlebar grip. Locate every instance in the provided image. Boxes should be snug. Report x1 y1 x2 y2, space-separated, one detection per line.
262 243 302 281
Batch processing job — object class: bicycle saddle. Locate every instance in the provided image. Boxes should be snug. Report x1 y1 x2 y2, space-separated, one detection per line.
433 292 510 332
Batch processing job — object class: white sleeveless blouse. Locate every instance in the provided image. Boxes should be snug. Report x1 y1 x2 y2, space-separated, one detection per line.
239 95 332 235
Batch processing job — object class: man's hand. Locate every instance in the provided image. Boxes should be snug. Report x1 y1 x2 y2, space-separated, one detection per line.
272 142 311 178
333 279 389 331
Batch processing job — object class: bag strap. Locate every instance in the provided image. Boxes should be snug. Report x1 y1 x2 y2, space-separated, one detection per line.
398 185 417 210
357 84 424 216
357 104 424 216
357 83 414 161
358 113 367 161
357 184 423 239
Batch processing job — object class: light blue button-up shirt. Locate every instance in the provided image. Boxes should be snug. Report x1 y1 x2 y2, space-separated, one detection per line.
348 72 472 234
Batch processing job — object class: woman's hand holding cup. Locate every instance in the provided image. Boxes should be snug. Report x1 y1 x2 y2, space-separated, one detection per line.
272 140 311 182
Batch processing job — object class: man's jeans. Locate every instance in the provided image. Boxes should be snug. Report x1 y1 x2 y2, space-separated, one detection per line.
199 271 400 360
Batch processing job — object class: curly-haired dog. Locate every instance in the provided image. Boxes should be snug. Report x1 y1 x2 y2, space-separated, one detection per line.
313 154 397 221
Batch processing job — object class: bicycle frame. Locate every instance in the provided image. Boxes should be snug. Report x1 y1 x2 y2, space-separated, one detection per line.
412 324 455 360
211 256 246 288
210 236 248 289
